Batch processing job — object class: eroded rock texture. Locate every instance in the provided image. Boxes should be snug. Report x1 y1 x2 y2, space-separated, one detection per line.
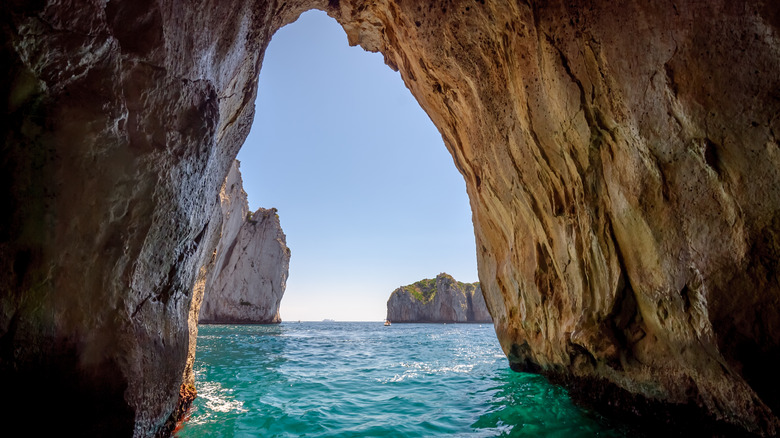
199 161 290 324
330 1 780 435
386 273 491 323
2 0 779 436
0 0 274 435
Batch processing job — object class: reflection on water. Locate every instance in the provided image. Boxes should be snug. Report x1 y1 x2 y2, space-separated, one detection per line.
472 370 631 437
179 323 636 437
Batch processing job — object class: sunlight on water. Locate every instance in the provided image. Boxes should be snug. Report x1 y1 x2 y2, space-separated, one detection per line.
178 323 636 437
187 380 248 426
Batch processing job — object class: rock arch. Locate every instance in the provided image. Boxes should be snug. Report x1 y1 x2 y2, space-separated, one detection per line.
1 0 779 436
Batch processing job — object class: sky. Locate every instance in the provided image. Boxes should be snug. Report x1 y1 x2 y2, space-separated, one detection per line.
236 10 477 321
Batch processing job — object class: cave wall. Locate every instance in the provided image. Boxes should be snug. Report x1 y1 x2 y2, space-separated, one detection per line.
0 0 298 434
329 1 780 434
1 0 779 436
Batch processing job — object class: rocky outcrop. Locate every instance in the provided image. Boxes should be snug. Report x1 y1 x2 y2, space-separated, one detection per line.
199 161 290 324
2 1 780 436
386 273 491 323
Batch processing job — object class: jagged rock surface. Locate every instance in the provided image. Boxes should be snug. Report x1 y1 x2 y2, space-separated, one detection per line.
0 0 258 435
330 2 780 435
2 0 779 436
386 273 491 323
199 161 289 324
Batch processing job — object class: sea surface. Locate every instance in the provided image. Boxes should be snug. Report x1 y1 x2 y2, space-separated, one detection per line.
178 322 634 437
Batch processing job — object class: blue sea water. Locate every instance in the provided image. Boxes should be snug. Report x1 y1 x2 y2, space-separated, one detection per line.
178 322 634 437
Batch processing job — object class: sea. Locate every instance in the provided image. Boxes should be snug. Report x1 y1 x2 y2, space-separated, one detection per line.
177 322 636 437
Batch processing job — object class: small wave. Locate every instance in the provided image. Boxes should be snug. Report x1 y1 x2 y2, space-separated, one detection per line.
381 372 419 383
402 361 475 374
378 362 476 383
183 322 636 437
188 380 247 425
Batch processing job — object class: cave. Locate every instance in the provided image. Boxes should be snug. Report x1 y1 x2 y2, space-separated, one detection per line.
1 1 779 436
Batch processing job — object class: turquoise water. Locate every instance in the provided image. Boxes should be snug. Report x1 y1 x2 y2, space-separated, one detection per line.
178 322 633 437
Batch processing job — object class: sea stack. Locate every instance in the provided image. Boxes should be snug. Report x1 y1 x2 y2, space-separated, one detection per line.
198 161 290 324
386 273 492 323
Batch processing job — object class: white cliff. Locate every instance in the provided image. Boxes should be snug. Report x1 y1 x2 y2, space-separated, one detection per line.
199 161 290 324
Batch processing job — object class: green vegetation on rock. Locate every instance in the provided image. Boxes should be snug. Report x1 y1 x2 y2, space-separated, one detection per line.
400 273 482 303
403 277 437 302
387 273 490 324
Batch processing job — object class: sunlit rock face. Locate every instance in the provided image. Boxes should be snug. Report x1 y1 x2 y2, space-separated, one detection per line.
1 0 779 436
199 161 290 324
331 1 780 435
386 273 492 323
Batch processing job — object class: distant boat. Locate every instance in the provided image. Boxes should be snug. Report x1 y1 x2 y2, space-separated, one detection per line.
322 318 335 322
384 320 391 326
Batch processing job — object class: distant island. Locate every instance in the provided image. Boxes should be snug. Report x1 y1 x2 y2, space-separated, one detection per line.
386 273 492 323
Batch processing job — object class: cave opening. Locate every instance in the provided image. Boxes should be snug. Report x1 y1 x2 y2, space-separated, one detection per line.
234 10 478 322
3 1 779 436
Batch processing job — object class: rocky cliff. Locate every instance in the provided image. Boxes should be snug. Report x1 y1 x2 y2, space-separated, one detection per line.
198 161 290 324
387 273 491 323
2 1 779 436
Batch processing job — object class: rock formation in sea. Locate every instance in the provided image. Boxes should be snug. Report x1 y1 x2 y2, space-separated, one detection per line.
198 161 290 324
2 1 779 436
386 273 492 323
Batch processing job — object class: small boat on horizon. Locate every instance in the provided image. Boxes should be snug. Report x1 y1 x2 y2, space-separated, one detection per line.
384 320 391 326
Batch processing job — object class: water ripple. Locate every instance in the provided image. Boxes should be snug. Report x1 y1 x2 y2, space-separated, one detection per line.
179 322 635 437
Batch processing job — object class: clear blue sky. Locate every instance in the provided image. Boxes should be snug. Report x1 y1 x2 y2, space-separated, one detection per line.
237 10 477 321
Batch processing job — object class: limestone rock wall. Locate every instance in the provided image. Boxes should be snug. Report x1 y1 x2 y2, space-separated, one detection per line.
386 273 492 323
330 1 780 435
199 161 290 324
2 0 780 436
0 0 295 435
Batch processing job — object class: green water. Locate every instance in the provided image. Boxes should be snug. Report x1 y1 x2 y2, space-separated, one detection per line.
178 322 634 437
